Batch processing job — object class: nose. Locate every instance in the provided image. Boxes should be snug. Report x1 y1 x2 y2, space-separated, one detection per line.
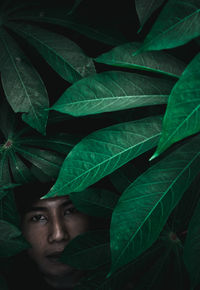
48 217 69 243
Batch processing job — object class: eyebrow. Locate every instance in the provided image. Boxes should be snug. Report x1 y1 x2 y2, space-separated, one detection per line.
27 200 72 213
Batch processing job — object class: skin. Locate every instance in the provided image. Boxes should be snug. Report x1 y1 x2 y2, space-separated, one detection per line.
22 196 90 289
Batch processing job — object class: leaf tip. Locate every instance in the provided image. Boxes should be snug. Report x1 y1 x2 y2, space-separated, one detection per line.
149 152 158 161
106 271 112 279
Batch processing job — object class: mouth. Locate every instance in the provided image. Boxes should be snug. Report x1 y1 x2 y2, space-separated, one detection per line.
46 251 64 263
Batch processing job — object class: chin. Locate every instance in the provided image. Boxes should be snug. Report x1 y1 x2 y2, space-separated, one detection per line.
40 260 84 288
41 260 74 277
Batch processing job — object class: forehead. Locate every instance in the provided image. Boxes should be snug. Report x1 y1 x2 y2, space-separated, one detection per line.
32 196 70 209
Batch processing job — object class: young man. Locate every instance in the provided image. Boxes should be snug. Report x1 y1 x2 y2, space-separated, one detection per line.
10 181 91 290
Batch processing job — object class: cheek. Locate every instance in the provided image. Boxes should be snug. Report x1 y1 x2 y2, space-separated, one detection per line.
68 214 90 238
22 224 47 255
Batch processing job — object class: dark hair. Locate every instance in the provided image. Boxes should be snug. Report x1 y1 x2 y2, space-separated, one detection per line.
14 181 55 216
14 181 111 230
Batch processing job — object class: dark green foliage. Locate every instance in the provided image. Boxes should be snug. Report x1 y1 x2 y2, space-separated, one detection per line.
0 0 200 289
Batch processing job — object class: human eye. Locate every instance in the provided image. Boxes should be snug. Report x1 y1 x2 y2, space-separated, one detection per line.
64 206 78 216
31 214 47 223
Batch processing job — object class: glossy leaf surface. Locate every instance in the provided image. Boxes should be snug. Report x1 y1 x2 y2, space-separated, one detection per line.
110 133 200 274
140 0 200 51
152 52 200 159
95 42 185 78
9 22 96 83
43 116 162 198
0 28 49 134
135 0 165 30
60 230 110 269
69 187 119 217
184 197 200 288
51 71 174 116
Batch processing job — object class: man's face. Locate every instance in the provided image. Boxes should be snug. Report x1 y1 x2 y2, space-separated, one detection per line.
22 196 90 288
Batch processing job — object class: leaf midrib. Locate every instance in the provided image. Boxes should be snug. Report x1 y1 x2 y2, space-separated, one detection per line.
158 103 200 153
0 33 40 127
13 24 82 77
143 8 200 48
55 94 169 106
49 131 161 195
112 150 200 270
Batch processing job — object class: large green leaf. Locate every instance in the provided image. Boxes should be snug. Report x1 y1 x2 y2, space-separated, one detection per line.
110 133 200 274
51 71 174 116
69 187 119 217
135 0 165 31
152 52 200 159
0 28 49 134
139 0 200 51
76 241 163 290
95 42 185 78
184 197 200 289
19 133 80 155
0 220 29 257
60 230 110 269
43 115 163 198
8 151 34 183
9 6 126 46
8 22 96 83
13 145 63 178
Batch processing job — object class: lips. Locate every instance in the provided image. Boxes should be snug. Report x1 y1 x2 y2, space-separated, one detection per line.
46 251 64 263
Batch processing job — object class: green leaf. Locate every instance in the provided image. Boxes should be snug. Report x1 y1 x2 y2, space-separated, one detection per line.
8 22 96 83
139 0 200 51
43 115 163 198
19 133 79 154
8 150 34 183
9 7 126 46
152 52 200 159
13 145 63 178
0 28 49 134
69 187 119 217
184 197 200 288
60 230 110 269
95 42 185 78
0 103 70 184
0 220 29 257
170 173 200 233
51 71 174 116
110 133 200 274
135 0 165 31
76 241 163 290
